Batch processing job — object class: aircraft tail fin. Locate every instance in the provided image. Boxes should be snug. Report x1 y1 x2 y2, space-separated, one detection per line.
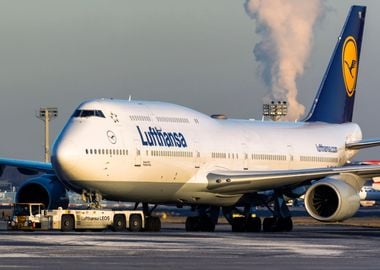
305 5 366 124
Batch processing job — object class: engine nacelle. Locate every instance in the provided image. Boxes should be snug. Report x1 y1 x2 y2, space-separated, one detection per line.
16 174 69 209
304 177 360 222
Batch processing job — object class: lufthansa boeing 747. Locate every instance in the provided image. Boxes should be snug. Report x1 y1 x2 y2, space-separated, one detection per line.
1 5 380 232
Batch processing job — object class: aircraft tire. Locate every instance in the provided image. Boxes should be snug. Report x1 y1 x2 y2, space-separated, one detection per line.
282 217 293 232
185 216 199 232
263 217 275 232
145 216 161 232
200 216 215 232
246 217 261 232
231 217 246 232
152 217 161 232
186 216 215 232
263 217 293 232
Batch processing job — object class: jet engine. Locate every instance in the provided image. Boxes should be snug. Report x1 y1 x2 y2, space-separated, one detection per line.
16 174 69 209
304 177 360 222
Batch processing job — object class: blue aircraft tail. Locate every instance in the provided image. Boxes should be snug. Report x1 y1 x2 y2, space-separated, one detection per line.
305 5 366 124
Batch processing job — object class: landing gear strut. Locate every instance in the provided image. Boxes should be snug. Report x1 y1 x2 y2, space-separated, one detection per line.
185 206 219 232
262 191 293 232
136 203 161 232
81 191 102 209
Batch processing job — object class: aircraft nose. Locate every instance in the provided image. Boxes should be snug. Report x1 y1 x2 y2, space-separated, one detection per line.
51 137 80 175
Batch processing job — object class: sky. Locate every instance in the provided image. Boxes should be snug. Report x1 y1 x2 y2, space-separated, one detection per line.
1 0 380 161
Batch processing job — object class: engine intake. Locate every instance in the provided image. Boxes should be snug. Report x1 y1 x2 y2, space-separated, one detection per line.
304 177 360 222
16 174 69 209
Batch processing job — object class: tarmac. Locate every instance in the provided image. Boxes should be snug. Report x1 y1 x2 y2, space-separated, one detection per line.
0 217 380 269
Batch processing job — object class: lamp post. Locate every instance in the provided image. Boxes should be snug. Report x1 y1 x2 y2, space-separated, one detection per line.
263 101 287 121
36 107 58 162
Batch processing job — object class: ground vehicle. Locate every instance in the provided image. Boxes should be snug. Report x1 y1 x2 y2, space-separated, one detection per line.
10 203 147 232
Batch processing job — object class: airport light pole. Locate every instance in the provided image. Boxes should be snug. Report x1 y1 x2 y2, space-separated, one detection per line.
263 101 287 121
36 107 58 162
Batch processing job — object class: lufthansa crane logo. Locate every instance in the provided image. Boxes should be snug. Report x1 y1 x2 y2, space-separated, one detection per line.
106 130 117 144
342 36 358 97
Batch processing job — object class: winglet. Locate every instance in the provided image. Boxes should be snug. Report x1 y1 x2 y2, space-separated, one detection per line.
305 6 366 124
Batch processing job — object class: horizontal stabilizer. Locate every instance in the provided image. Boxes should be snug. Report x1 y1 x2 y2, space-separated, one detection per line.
345 139 380 150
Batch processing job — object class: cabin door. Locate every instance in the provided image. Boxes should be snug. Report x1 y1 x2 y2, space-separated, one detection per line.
134 138 142 167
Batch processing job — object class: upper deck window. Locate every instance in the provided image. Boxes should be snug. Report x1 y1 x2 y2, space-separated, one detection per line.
72 110 105 118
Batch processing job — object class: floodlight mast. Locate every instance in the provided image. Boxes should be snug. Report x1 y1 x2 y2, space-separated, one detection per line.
36 107 58 162
262 101 287 121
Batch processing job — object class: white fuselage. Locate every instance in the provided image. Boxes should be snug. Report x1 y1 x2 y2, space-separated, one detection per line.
51 99 362 206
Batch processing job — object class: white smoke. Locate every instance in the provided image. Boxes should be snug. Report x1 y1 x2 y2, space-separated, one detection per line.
245 0 325 120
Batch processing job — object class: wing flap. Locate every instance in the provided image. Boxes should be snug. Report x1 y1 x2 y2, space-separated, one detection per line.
207 165 380 194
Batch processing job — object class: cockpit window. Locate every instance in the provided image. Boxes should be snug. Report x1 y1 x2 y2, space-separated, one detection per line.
95 110 105 117
72 110 105 118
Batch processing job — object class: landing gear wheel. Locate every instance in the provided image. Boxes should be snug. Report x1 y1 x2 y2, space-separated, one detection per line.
230 217 261 232
200 216 215 232
113 214 126 232
152 217 161 231
129 214 143 232
263 217 275 232
61 215 74 232
263 217 293 232
231 217 246 232
246 217 262 232
145 216 161 232
185 216 215 232
282 217 293 232
185 216 198 232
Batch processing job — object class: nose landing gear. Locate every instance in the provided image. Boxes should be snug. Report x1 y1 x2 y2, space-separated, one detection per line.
81 191 102 209
136 203 161 232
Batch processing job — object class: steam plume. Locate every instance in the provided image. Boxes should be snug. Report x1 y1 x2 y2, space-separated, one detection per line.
245 0 324 120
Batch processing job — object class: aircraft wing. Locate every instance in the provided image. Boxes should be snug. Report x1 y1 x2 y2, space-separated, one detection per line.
0 157 53 176
346 138 380 150
207 164 380 194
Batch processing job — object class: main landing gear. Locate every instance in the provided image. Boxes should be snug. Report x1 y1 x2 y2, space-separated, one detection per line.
185 206 219 232
138 203 161 232
222 206 261 232
261 191 293 232
222 191 293 233
81 191 102 209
